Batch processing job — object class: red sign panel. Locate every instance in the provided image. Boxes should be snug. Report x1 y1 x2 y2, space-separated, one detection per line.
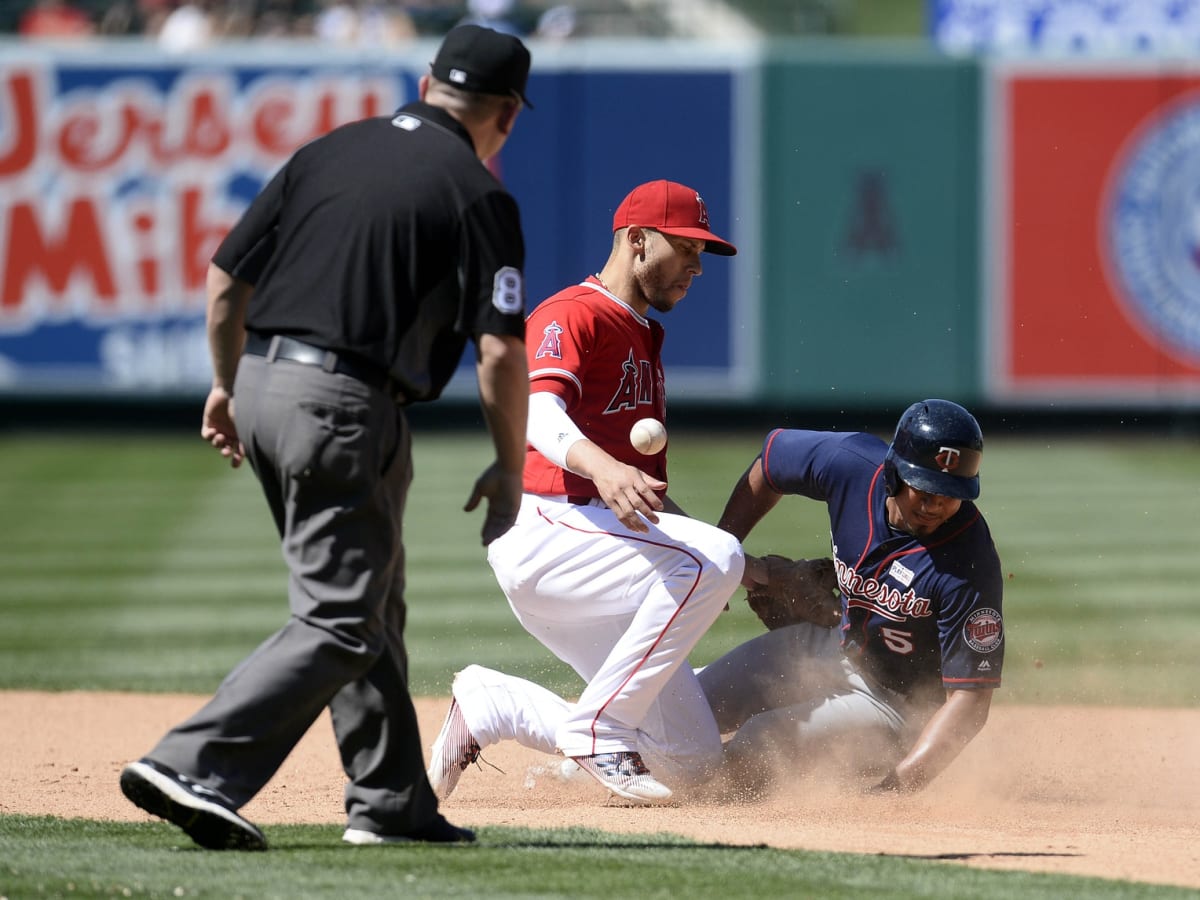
993 67 1200 404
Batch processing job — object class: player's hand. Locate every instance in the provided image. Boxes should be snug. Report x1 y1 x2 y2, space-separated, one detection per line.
201 387 244 468
590 459 666 533
741 553 768 589
744 555 841 630
464 462 523 545
866 770 906 795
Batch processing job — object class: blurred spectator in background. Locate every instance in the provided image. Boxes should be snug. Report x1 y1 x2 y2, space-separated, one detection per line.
535 3 576 40
357 3 417 44
314 0 357 42
9 0 566 42
314 0 416 46
457 0 522 37
157 0 213 50
255 10 295 35
19 0 94 37
96 0 165 36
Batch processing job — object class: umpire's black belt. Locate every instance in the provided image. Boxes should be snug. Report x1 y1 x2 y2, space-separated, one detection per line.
244 333 403 400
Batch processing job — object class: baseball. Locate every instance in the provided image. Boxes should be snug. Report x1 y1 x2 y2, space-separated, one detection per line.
630 418 667 455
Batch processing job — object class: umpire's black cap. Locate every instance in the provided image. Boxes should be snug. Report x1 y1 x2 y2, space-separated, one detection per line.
431 24 534 108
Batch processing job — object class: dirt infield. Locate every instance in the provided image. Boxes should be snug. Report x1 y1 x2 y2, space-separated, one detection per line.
5 691 1198 890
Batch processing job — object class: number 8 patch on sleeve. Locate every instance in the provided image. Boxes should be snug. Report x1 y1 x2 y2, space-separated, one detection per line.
492 266 524 314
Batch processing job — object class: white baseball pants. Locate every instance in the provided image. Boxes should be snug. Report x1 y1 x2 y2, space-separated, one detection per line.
473 493 745 786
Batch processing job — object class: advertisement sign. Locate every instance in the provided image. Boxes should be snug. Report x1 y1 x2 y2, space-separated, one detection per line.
0 48 408 395
931 0 1200 56
0 43 744 399
989 64 1200 403
756 49 982 408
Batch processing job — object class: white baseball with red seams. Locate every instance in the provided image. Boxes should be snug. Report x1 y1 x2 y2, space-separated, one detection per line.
630 418 667 455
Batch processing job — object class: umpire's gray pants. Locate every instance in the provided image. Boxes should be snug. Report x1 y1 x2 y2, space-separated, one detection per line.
148 353 439 834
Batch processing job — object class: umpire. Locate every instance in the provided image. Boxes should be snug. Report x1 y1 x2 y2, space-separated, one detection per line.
119 24 532 849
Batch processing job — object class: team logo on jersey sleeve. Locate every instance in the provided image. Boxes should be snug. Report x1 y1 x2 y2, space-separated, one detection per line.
535 320 564 359
963 608 1003 653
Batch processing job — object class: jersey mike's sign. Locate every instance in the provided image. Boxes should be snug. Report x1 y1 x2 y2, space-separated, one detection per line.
0 46 743 401
0 55 402 393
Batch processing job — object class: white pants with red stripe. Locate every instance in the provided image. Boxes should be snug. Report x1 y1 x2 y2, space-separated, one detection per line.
470 493 745 786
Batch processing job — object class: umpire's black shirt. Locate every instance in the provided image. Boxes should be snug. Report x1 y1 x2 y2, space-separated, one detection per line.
212 100 527 402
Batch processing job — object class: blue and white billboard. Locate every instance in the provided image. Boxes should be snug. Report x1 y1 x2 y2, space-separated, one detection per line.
930 0 1200 56
0 41 752 400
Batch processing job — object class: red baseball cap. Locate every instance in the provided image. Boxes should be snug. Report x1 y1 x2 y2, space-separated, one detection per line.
612 180 737 256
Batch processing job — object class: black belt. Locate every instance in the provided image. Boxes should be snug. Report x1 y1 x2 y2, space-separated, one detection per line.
568 495 598 505
244 334 402 400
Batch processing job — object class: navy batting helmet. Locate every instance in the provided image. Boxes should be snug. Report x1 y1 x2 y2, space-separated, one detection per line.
883 399 983 500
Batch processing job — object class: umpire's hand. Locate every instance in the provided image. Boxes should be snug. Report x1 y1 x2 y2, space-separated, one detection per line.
201 386 244 468
464 462 523 545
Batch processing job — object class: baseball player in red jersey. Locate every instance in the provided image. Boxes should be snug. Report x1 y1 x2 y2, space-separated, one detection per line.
426 180 745 804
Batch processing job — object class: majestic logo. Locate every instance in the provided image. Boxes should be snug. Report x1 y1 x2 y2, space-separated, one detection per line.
534 320 564 360
963 608 1004 653
694 192 710 227
935 446 962 472
1105 95 1200 363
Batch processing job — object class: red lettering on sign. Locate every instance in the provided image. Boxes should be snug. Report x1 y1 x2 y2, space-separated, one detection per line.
4 197 115 308
0 70 37 176
0 64 402 325
181 188 235 292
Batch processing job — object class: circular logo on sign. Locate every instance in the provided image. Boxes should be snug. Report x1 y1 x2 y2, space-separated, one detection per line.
1105 96 1200 363
963 607 1003 653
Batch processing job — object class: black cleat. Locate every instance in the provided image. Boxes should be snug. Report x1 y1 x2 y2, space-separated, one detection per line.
342 814 476 845
120 758 267 851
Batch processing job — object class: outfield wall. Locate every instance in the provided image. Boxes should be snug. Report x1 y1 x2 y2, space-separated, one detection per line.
1 38 1196 411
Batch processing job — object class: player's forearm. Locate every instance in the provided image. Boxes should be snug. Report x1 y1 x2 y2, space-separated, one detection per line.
889 688 992 791
476 333 529 475
205 262 252 393
527 391 586 471
716 457 782 540
563 439 621 483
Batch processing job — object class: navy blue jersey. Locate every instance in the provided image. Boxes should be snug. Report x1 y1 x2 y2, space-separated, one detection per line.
760 428 1004 704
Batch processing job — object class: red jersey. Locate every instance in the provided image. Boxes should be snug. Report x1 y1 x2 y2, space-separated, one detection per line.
524 277 668 499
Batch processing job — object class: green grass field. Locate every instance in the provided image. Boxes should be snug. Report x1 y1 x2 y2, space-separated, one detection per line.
2 428 1196 705
7 816 1193 900
1 427 1197 898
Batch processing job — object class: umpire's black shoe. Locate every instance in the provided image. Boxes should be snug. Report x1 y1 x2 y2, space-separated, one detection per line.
120 758 267 851
342 814 476 845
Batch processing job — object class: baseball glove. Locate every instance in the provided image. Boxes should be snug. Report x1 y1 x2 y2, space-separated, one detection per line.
745 554 841 630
